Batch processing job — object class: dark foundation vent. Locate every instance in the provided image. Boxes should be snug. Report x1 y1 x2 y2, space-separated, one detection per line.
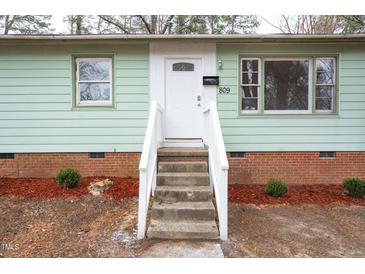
229 152 245 158
319 151 336 158
89 152 105 159
0 153 15 160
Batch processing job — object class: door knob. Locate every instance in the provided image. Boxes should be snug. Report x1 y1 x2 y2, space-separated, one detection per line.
197 95 201 101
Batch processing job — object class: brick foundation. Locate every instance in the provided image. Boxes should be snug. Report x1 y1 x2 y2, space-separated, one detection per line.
228 152 365 185
0 153 140 178
1 151 365 184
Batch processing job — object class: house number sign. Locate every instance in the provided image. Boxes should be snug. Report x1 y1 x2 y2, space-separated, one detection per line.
218 87 230 94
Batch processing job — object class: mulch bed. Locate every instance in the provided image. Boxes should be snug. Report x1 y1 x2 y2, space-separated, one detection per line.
229 184 365 206
1 177 364 206
0 176 138 200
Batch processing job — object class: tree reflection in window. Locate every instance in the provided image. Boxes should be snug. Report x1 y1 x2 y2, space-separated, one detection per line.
264 60 309 110
76 58 112 105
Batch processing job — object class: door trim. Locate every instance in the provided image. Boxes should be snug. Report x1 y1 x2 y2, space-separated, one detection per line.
149 42 217 143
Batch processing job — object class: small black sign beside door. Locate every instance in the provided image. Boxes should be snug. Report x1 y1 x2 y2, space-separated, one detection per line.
203 76 219 85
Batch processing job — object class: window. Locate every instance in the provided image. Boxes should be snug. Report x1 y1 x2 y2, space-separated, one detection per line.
315 58 336 113
264 59 310 113
172 62 194 71
75 58 112 106
240 58 260 113
239 56 336 115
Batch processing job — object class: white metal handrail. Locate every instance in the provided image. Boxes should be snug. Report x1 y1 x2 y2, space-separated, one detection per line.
137 101 164 239
203 101 229 240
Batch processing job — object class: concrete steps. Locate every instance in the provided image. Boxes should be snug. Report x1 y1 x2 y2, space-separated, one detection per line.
147 147 219 240
147 220 219 240
154 185 212 202
152 201 216 221
158 161 208 173
157 172 210 186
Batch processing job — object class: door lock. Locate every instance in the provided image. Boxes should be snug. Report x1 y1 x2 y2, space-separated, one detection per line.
197 95 201 107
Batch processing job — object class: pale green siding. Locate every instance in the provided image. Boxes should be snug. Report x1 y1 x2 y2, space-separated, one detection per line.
1 41 365 153
217 43 365 151
0 43 149 152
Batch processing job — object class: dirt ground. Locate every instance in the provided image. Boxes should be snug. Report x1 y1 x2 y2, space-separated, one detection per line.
222 203 365 257
1 194 364 258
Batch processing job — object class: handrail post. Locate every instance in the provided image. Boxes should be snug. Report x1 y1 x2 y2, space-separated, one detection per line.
137 170 147 239
203 100 229 241
137 101 164 239
219 170 228 240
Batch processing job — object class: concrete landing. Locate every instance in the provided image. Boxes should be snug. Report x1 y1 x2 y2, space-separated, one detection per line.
141 241 224 258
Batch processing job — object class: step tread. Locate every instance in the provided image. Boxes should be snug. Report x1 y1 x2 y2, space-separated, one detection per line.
158 161 208 173
158 172 209 177
158 147 208 157
158 161 208 165
155 185 212 192
152 201 215 210
147 220 219 239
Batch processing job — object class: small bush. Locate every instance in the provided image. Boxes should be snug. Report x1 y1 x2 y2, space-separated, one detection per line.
55 168 81 189
343 178 365 199
264 178 288 198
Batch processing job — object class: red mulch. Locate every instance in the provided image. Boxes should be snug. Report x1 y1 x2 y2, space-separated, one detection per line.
229 184 365 206
0 176 138 200
1 178 364 206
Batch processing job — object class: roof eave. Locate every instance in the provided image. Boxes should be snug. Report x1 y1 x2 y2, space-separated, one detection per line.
1 34 365 44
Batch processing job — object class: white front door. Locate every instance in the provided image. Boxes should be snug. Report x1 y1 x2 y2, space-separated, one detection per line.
165 58 202 139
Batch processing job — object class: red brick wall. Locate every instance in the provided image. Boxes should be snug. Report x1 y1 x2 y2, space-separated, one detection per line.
2 151 365 184
228 152 365 185
0 153 140 178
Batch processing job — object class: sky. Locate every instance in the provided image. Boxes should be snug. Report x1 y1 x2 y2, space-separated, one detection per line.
51 15 280 34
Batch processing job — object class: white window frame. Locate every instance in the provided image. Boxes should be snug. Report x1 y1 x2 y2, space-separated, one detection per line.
240 57 261 114
75 57 113 106
314 57 336 114
263 57 313 114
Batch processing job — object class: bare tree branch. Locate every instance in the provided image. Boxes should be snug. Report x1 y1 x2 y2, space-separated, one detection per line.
138 15 152 34
98 15 130 34
160 15 175 34
259 16 284 33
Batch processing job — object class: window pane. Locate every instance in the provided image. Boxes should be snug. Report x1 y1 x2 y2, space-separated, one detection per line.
317 71 335 84
79 83 111 102
316 59 335 85
242 60 258 72
172 62 194 71
241 86 258 98
316 98 332 110
242 98 258 111
242 72 258 85
264 60 309 110
79 60 110 81
316 58 334 73
316 86 334 98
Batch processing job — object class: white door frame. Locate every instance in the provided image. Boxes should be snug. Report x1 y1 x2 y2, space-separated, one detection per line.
149 42 217 144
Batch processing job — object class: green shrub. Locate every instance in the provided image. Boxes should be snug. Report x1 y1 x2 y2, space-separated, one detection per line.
343 178 365 199
55 168 81 189
264 178 288 198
